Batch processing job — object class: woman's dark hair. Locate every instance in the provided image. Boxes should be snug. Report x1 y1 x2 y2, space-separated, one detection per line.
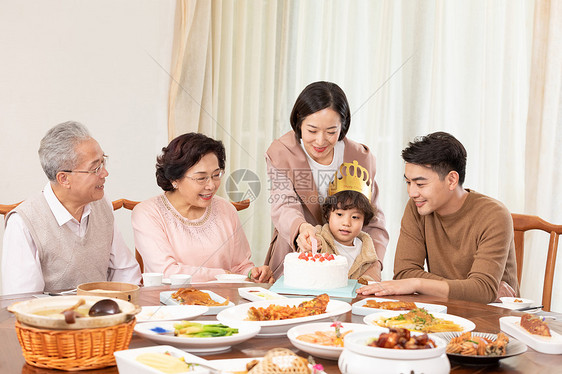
401 131 467 185
322 190 375 226
156 132 226 191
290 81 351 141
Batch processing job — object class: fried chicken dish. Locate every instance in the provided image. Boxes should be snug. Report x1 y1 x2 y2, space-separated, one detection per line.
171 288 229 306
364 300 417 310
247 294 329 321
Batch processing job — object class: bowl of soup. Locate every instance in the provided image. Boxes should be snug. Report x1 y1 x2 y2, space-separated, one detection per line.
8 295 140 329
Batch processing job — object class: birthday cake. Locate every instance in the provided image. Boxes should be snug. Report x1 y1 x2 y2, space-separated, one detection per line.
283 252 349 290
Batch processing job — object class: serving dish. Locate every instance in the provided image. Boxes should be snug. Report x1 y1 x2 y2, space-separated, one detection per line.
114 345 210 374
160 290 234 315
338 329 449 374
440 331 527 365
134 321 261 353
136 305 208 323
351 297 447 315
216 298 351 337
363 310 475 334
8 295 139 329
500 316 562 354
215 273 248 282
500 297 534 309
238 286 287 302
287 322 380 360
77 281 140 304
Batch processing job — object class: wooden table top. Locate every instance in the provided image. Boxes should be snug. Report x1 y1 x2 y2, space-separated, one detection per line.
1 284 561 373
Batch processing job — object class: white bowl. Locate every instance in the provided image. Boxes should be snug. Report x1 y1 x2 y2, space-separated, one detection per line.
499 297 533 308
215 273 248 282
338 330 450 374
287 322 380 360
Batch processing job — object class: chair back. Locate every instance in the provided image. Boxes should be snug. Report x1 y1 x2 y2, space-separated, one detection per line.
512 213 562 312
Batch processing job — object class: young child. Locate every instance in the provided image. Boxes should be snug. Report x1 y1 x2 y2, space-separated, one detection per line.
316 190 381 282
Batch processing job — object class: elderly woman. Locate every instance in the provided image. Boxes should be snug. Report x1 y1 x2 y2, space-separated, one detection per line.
132 132 273 283
265 81 389 278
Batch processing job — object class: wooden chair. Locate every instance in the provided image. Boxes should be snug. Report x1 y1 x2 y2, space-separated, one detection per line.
512 213 562 312
0 202 22 217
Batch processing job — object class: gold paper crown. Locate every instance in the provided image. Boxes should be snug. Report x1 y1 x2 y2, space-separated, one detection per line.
328 160 371 201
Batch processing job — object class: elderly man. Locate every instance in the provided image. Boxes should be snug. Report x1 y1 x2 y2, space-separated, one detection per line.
2 121 141 295
357 132 519 303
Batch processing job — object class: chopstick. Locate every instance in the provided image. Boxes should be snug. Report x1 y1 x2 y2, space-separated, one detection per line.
515 305 543 311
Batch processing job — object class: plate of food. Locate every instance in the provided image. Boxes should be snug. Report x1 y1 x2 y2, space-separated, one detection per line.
114 345 213 374
214 273 249 282
136 305 209 323
134 320 261 353
363 308 475 334
351 298 447 315
7 295 139 330
441 331 527 365
160 288 234 315
216 294 351 337
500 314 562 354
211 348 327 373
238 287 287 302
287 322 380 360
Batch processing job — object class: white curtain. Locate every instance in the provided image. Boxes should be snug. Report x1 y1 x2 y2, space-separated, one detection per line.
169 0 562 310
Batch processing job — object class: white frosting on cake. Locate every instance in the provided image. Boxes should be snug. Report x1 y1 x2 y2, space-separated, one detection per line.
283 252 349 290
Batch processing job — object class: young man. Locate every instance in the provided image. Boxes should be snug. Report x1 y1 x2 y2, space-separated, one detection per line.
357 132 519 303
2 121 141 294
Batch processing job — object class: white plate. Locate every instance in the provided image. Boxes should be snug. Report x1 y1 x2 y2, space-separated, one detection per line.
238 287 287 302
160 290 234 315
210 357 327 374
351 298 447 315
343 329 447 360
209 357 261 373
500 316 562 354
136 305 208 323
364 311 475 334
217 298 352 337
134 320 261 353
500 297 534 309
161 278 171 285
215 274 248 282
114 345 210 374
440 331 527 365
287 322 380 360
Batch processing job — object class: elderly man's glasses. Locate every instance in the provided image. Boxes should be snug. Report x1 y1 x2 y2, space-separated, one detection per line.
61 156 108 176
184 169 225 185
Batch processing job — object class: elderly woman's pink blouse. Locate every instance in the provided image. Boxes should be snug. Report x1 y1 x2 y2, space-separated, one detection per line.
131 194 254 282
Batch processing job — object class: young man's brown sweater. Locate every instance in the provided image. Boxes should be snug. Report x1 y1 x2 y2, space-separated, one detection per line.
393 190 519 303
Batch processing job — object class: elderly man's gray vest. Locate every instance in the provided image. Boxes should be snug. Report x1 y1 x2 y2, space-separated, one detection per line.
8 193 113 292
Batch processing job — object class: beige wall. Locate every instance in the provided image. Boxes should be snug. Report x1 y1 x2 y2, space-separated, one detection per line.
0 1 176 293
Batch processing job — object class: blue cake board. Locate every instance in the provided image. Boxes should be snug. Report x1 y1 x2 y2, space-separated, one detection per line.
269 276 359 299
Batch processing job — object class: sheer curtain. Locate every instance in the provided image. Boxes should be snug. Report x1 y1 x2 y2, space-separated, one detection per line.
168 0 561 310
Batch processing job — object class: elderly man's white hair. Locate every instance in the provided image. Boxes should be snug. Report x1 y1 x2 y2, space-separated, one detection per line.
38 121 92 181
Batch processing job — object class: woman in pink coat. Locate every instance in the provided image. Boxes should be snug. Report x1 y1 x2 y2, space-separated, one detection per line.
265 81 389 279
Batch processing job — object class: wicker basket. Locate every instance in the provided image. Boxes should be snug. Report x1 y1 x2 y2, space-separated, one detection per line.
14 317 135 371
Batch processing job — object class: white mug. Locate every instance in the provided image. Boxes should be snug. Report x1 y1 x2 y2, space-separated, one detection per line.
142 272 163 287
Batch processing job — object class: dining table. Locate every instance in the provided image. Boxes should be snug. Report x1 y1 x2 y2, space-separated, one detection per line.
1 282 561 374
